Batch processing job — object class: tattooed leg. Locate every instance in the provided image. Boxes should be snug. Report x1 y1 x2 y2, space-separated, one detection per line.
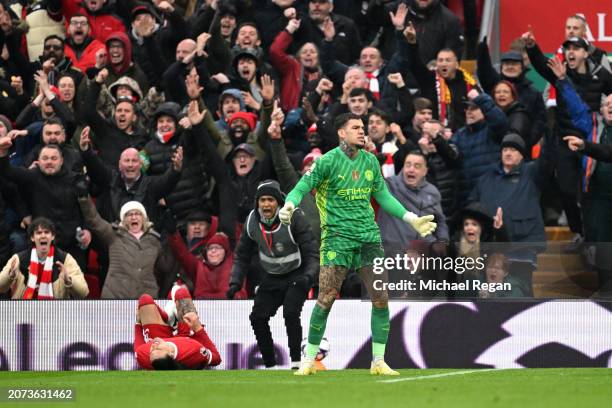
358 265 389 309
176 298 197 322
316 265 350 310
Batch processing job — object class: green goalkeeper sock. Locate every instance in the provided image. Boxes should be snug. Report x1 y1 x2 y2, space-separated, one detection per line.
305 304 330 359
371 306 390 360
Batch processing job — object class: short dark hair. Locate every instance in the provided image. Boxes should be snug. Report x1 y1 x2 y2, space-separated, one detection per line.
334 113 362 130
70 13 89 22
405 149 428 166
44 35 65 46
349 87 373 102
237 22 259 34
57 72 76 84
43 117 65 130
151 356 185 370
368 108 390 124
28 217 56 238
437 48 458 60
413 97 433 112
39 143 64 158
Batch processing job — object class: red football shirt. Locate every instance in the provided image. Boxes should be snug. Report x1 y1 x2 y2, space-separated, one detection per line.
134 324 221 370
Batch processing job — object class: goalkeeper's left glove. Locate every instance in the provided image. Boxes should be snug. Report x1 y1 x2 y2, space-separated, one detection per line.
403 213 437 237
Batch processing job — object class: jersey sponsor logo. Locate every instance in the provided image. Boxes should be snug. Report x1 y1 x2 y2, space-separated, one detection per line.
337 187 372 201
365 169 374 181
352 170 360 181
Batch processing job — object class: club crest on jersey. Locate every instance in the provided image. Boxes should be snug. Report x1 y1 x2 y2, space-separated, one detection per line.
352 170 360 181
275 242 284 252
365 169 374 181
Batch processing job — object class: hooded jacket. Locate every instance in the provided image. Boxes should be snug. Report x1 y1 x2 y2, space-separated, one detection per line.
62 0 126 44
83 80 148 167
214 88 246 132
104 32 149 95
169 232 246 299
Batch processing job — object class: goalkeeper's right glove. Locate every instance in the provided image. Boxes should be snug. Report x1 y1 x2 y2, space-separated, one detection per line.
403 213 437 237
279 201 295 225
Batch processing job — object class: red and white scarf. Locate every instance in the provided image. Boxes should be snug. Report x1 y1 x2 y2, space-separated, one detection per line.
23 246 55 300
435 68 476 126
366 70 380 100
546 46 565 108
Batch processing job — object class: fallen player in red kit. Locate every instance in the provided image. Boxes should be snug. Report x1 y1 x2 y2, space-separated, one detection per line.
133 287 221 370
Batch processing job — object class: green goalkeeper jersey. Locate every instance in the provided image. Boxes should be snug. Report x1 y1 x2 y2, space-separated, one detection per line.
286 147 407 243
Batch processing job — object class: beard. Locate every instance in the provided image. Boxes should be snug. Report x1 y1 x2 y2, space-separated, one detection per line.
229 126 248 144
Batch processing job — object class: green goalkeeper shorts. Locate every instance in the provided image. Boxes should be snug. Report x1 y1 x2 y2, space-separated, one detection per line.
320 237 384 269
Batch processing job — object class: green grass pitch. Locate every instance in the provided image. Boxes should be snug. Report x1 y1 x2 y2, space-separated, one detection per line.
1 369 611 408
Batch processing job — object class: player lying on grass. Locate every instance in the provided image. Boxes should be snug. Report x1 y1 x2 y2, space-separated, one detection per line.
134 288 221 370
279 113 437 376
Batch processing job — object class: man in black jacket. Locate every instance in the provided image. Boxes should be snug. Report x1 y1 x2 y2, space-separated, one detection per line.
227 180 319 369
79 129 182 224
300 0 362 65
83 68 148 167
0 142 90 270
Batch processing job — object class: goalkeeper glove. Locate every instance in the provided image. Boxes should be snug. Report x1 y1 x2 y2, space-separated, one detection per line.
279 201 295 225
403 213 437 237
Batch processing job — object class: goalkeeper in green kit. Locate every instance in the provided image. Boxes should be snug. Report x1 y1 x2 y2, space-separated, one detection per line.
279 113 437 376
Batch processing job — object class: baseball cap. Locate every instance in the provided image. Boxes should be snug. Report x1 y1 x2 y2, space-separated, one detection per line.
563 37 589 50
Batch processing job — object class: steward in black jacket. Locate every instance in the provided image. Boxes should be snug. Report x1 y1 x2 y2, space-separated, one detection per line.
228 180 318 369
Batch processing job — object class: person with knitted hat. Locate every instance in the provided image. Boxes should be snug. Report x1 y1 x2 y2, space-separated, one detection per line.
227 179 318 370
215 89 246 132
199 73 275 161
469 130 557 296
78 193 165 299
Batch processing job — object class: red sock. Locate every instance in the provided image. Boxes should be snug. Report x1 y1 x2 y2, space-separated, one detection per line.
138 294 168 322
174 287 192 301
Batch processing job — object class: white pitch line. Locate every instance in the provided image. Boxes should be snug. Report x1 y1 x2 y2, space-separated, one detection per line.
379 368 500 383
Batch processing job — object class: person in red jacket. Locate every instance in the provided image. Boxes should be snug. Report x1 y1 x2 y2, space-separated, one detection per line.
169 231 247 300
134 288 222 370
64 13 106 72
269 8 321 112
62 0 126 43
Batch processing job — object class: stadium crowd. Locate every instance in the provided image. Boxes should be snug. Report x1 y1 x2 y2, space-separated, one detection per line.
0 0 611 301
